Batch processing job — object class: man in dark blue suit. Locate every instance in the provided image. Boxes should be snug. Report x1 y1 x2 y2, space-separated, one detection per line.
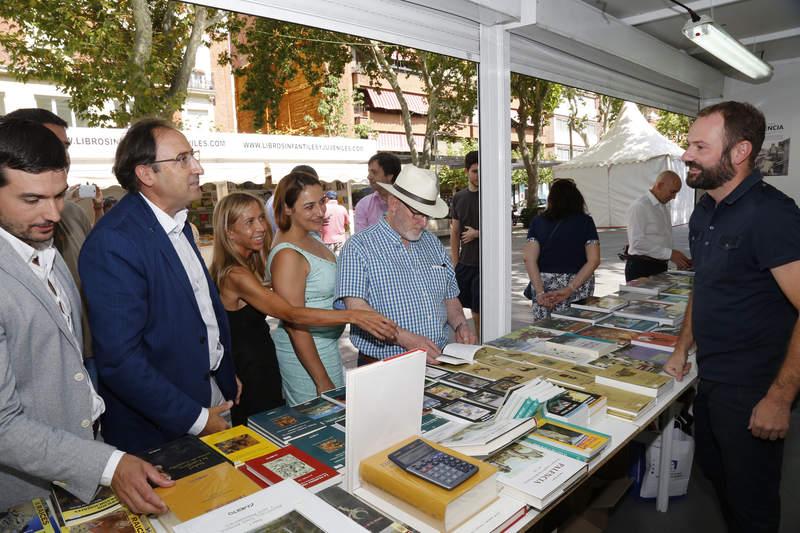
80 119 239 453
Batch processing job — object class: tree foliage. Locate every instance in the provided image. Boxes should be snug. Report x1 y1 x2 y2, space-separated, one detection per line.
655 110 692 147
0 0 227 126
510 73 562 209
597 95 625 135
437 138 478 194
228 18 352 132
233 20 477 167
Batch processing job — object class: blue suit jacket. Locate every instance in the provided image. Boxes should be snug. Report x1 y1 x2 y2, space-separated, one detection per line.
79 193 236 453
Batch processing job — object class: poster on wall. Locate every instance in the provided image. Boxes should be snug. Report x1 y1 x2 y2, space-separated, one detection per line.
757 122 790 177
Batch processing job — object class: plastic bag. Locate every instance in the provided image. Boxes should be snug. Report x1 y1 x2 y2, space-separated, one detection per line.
632 426 694 499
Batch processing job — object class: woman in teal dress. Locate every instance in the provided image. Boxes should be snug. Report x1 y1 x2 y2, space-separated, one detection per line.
268 171 350 405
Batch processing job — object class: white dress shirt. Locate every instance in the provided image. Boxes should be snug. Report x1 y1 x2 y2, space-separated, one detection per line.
0 224 123 486
140 194 225 435
626 190 673 260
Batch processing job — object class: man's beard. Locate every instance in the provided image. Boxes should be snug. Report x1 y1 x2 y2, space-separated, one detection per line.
686 153 736 190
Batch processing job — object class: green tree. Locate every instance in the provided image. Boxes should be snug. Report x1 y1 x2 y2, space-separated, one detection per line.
597 95 625 134
510 73 562 209
232 20 477 167
563 87 589 159
437 139 478 194
357 45 476 168
0 0 228 126
655 110 693 146
228 18 352 132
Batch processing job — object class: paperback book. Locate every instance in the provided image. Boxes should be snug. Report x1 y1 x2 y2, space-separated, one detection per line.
200 424 280 466
316 485 417 533
613 301 684 326
619 278 675 296
549 307 610 324
544 333 618 358
631 331 680 352
486 440 587 510
530 317 589 334
570 295 627 313
596 315 659 332
244 445 341 492
50 486 120 527
248 405 326 446
524 418 611 462
440 417 538 457
290 426 347 471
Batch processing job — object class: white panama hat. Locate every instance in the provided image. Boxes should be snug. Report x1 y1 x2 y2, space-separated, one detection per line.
377 165 449 219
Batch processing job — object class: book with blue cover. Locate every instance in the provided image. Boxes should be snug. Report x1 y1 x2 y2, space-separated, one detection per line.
248 405 325 446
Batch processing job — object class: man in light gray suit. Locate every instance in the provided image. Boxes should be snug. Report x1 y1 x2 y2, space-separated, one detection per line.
0 118 172 512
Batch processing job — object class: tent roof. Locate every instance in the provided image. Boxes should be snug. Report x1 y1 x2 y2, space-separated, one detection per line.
554 102 685 171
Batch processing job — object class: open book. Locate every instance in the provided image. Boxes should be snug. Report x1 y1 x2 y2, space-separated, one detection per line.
436 343 483 365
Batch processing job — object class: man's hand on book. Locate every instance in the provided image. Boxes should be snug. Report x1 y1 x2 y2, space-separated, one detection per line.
397 329 441 363
664 350 691 381
749 393 792 440
111 454 173 515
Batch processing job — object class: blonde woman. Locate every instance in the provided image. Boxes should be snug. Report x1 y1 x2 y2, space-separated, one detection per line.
211 192 396 421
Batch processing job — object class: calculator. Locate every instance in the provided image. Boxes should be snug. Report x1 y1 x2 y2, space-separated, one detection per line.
388 439 478 490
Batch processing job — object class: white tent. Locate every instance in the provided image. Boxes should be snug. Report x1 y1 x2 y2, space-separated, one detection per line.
552 102 693 228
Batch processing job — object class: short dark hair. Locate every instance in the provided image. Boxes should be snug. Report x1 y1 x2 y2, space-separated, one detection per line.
4 108 68 128
274 171 322 232
464 150 479 170
697 101 765 169
542 178 587 220
113 118 175 192
0 118 67 187
291 164 319 178
368 152 401 183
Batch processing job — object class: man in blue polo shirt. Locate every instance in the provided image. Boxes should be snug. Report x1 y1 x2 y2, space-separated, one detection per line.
336 165 477 365
665 101 800 533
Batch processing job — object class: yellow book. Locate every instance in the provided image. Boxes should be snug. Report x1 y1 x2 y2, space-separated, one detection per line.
199 425 280 466
544 369 596 390
459 361 522 382
592 364 674 397
359 436 498 532
157 462 260 523
585 383 655 420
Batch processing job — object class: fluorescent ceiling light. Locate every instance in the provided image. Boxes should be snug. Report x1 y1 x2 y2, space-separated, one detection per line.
682 15 772 79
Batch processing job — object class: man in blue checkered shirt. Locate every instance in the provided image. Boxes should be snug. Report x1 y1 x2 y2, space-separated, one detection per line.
337 165 477 366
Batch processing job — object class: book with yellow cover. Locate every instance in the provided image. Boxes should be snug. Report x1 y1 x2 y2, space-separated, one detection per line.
359 436 498 532
157 462 261 524
524 417 611 462
584 383 656 421
50 485 121 526
200 425 280 466
68 508 156 533
592 363 674 397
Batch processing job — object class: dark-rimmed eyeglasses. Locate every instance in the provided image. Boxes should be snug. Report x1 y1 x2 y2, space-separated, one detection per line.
401 201 430 220
150 150 200 168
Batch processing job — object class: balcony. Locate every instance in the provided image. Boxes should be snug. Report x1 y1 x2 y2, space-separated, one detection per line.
188 72 214 92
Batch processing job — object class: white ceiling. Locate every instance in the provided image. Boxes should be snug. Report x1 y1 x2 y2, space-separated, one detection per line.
580 0 800 77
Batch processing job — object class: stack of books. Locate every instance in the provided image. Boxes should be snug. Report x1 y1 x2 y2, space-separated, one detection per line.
524 418 611 462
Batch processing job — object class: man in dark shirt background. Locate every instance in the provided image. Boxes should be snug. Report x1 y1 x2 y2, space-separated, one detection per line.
450 150 480 337
666 101 800 533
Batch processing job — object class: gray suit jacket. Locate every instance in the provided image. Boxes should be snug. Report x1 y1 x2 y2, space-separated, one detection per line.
0 236 115 509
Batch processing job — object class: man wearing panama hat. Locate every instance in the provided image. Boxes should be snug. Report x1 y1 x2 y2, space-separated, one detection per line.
336 165 477 365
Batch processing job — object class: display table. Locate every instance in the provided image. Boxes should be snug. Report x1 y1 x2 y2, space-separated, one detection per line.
508 360 698 531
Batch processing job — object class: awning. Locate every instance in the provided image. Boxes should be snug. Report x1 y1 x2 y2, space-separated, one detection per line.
269 162 369 185
376 132 426 152
365 88 428 115
67 162 267 186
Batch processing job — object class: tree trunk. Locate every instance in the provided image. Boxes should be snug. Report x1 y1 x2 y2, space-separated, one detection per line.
129 0 153 123
370 42 418 165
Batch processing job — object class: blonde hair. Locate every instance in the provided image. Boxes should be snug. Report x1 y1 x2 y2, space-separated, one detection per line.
210 192 272 287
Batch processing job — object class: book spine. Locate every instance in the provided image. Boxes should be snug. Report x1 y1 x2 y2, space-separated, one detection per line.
523 438 589 462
